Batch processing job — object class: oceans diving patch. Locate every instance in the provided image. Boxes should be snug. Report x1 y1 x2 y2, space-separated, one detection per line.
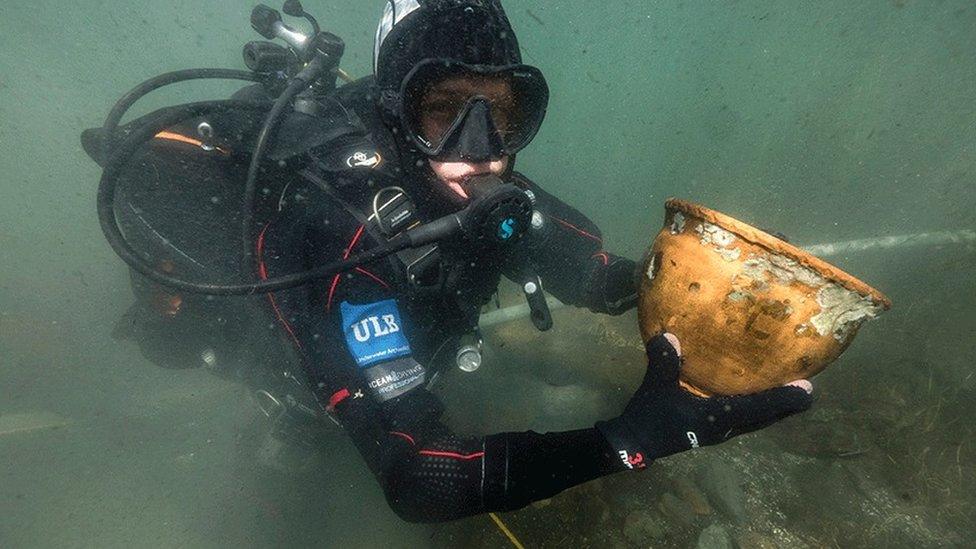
364 357 426 402
340 300 412 368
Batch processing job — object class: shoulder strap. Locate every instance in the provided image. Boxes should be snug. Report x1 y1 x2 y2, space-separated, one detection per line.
299 168 414 284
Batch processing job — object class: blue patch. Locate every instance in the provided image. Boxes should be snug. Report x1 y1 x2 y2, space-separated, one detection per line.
340 300 412 368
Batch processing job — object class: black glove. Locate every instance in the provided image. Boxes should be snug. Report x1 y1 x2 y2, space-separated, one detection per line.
596 334 813 470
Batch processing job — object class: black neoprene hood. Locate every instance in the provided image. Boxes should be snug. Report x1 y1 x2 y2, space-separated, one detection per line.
375 0 523 93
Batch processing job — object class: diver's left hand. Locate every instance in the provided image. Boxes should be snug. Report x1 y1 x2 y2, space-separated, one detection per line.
596 333 814 470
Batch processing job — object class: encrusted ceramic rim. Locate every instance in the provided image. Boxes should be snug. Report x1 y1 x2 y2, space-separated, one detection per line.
666 198 892 309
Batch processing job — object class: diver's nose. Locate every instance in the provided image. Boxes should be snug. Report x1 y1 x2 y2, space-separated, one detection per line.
445 101 506 163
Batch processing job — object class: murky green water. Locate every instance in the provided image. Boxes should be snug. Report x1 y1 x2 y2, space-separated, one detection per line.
1 1 973 547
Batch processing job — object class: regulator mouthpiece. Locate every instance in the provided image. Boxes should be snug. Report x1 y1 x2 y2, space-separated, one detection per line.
457 175 533 246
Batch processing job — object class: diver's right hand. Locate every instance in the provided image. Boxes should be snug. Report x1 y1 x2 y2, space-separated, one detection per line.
596 334 813 470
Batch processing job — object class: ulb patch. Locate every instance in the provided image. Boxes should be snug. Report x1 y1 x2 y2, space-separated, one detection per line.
340 300 412 368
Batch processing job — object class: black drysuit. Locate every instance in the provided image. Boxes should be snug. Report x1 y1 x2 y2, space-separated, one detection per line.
257 84 638 522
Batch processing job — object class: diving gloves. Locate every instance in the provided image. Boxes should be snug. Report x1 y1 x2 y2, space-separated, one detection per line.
596 334 814 470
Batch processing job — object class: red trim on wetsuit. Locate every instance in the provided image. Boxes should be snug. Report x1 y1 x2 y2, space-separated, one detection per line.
344 225 366 257
592 251 610 266
552 216 603 244
327 388 351 411
327 225 371 312
390 431 416 445
326 275 343 313
355 267 391 289
257 222 303 350
418 450 486 461
390 432 482 461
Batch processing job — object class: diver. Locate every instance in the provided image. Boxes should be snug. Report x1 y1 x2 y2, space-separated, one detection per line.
86 0 814 523
253 0 814 522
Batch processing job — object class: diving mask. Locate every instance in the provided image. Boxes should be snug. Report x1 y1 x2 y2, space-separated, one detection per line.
388 59 549 162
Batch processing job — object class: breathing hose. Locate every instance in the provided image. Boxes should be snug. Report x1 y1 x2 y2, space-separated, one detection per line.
240 56 326 265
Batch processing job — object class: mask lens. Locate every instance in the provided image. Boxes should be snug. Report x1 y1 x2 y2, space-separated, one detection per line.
401 62 549 156
504 69 547 150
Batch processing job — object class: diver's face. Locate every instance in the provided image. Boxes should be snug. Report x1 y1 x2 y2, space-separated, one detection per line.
421 74 514 198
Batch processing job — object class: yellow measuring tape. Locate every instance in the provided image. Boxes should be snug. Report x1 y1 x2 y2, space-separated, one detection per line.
489 512 526 549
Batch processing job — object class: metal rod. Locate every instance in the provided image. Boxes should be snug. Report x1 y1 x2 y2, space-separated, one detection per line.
336 68 354 83
802 229 975 257
482 296 565 328
480 229 975 326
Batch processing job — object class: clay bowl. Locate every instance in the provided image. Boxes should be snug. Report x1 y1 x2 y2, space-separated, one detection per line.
638 199 891 396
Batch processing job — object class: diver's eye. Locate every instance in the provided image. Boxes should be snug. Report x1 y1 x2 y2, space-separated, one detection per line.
488 95 516 131
424 99 464 115
419 104 461 143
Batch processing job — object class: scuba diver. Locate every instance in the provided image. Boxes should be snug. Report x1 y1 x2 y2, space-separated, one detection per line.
85 0 814 523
